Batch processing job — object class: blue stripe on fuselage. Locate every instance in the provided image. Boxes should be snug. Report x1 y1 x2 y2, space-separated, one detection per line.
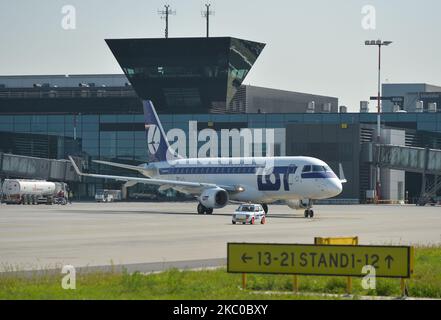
158 166 296 175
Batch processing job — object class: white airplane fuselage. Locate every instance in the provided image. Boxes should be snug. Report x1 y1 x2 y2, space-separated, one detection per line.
141 156 343 203
69 100 345 214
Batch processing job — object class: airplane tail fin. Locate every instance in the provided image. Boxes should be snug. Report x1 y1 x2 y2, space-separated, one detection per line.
142 100 177 163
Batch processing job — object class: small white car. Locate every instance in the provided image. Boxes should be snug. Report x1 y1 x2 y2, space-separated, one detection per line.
232 204 266 225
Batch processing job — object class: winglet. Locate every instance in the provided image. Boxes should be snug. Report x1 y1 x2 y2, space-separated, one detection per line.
339 163 347 184
68 156 84 176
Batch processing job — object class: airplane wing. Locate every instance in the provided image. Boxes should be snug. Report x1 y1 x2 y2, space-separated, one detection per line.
93 159 152 177
69 157 244 195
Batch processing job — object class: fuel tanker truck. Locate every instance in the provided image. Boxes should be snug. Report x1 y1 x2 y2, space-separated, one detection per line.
0 179 67 205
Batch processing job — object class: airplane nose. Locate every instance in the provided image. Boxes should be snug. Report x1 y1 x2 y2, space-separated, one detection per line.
328 179 343 196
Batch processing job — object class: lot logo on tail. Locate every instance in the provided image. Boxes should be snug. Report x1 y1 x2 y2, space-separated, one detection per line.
146 124 161 155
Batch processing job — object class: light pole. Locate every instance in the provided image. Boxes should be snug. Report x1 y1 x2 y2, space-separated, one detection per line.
158 5 176 39
202 3 215 38
365 39 392 201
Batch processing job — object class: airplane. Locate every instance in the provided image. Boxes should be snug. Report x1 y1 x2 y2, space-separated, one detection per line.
69 100 346 218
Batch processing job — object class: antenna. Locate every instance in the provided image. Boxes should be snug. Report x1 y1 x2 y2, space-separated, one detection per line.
201 3 215 37
158 4 176 38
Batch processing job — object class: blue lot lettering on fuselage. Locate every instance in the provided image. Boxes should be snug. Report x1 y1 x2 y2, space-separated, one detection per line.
257 166 297 192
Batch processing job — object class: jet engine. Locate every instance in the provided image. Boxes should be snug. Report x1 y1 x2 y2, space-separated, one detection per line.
286 199 312 210
199 188 229 209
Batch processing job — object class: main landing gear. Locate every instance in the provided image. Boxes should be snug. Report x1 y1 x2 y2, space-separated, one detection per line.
197 203 213 215
304 209 314 219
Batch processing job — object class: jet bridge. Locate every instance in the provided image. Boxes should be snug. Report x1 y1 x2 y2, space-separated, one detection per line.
0 152 79 182
366 144 441 204
375 145 441 175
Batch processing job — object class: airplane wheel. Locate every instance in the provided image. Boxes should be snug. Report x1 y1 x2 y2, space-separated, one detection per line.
304 210 309 218
206 208 213 215
309 210 314 218
251 217 255 225
232 221 236 225
197 203 206 215
261 217 266 225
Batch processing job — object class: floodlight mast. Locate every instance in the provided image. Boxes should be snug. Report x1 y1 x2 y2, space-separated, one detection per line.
364 39 393 201
202 3 215 37
158 4 176 38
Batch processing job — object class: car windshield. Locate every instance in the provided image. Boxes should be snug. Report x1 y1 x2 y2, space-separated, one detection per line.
238 205 254 212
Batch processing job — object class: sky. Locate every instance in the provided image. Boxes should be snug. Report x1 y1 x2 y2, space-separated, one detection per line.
0 0 440 111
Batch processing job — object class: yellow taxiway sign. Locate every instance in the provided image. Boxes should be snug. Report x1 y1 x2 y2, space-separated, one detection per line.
228 243 414 278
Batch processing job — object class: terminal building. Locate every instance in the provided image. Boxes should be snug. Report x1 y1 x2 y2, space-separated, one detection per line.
1 36 441 203
382 83 441 113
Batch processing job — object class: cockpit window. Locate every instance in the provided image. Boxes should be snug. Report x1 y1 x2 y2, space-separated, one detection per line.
302 165 311 173
312 165 325 172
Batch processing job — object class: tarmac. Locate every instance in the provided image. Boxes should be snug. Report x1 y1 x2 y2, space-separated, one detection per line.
0 202 440 272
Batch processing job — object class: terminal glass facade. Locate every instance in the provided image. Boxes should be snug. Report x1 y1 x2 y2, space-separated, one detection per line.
2 111 441 200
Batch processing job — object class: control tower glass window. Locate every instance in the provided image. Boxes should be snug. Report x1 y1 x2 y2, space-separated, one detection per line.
106 37 265 114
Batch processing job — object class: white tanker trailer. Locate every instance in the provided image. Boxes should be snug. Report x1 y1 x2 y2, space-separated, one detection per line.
1 179 67 205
